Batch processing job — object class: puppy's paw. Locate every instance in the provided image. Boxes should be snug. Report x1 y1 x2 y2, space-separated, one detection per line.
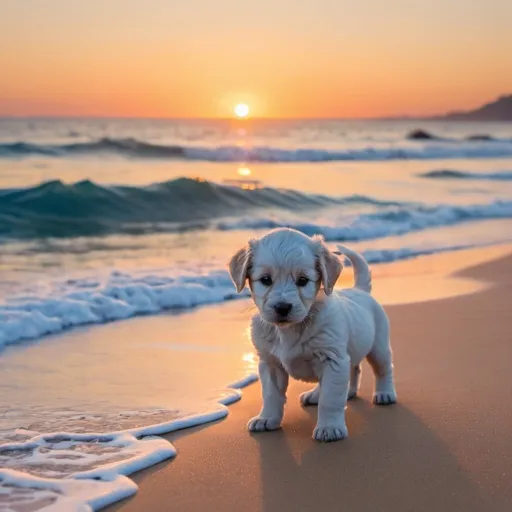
300 388 319 406
312 423 348 442
247 416 282 432
373 390 397 405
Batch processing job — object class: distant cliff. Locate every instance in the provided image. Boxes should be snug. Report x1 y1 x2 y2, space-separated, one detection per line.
440 95 512 121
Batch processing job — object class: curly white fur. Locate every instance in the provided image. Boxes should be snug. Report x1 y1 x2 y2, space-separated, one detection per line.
229 228 397 442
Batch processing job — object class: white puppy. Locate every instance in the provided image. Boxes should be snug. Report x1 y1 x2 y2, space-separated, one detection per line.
229 228 397 442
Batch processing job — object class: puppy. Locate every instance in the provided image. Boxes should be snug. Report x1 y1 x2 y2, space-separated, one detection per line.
228 228 397 442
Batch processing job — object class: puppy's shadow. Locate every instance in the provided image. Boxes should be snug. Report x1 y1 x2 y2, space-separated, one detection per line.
254 400 491 512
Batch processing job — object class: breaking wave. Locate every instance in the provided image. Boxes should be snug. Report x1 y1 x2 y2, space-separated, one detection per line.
2 136 512 162
0 178 398 239
217 200 512 241
0 243 479 348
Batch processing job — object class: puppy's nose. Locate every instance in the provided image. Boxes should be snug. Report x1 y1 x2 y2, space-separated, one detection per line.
274 302 292 317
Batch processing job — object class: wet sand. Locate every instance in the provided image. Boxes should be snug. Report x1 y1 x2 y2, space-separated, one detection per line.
109 248 512 512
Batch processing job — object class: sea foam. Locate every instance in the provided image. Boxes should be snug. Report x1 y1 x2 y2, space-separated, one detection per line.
0 373 257 511
0 269 244 348
0 241 493 348
216 200 512 240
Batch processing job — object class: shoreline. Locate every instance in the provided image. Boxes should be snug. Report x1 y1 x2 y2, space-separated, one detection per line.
1 244 511 511
2 241 510 353
107 245 512 512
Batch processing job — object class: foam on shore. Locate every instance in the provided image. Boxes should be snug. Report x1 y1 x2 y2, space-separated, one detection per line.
0 373 257 511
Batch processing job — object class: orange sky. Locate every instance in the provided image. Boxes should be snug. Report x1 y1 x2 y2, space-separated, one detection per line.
1 0 511 118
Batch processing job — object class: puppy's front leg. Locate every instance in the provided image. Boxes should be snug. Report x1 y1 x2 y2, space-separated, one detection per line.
248 359 289 432
313 356 350 442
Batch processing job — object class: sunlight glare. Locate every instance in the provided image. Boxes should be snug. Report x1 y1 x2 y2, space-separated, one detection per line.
237 167 251 176
234 103 249 118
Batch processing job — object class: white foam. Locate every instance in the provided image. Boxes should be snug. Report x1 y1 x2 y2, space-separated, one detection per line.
0 469 136 512
183 141 512 162
3 136 512 162
0 375 258 511
0 270 248 348
216 200 512 241
2 223 510 349
0 432 175 480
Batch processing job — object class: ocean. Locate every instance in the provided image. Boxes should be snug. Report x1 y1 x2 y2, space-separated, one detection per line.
1 117 512 509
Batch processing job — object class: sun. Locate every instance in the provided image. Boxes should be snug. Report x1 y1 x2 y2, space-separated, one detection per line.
234 103 250 118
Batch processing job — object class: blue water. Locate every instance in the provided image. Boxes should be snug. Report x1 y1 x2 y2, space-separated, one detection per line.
1 118 512 347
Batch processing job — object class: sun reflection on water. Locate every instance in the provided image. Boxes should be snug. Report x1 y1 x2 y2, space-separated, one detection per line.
237 166 251 176
242 352 258 373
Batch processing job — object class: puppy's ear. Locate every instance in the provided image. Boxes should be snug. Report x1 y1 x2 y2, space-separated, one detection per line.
228 246 252 293
314 237 342 295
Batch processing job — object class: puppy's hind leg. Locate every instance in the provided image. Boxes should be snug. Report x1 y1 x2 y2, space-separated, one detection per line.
347 364 362 400
367 313 397 405
300 384 320 406
302 364 360 405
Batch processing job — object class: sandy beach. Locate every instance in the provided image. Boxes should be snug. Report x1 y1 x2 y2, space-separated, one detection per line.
106 248 512 512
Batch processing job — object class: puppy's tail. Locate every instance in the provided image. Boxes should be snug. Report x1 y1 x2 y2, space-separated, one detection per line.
334 245 372 294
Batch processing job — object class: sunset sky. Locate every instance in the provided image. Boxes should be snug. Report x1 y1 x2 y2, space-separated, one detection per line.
1 0 511 119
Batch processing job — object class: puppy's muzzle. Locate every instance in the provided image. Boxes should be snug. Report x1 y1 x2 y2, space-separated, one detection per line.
273 302 293 321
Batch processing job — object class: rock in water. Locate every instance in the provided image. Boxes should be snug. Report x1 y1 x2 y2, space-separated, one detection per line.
407 129 438 140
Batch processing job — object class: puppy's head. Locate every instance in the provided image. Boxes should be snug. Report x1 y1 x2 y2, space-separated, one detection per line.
228 228 342 327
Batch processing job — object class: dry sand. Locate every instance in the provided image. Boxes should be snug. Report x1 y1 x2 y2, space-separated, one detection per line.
110 249 512 512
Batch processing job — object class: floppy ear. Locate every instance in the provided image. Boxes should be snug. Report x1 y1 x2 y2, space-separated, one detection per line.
315 238 342 295
228 246 252 293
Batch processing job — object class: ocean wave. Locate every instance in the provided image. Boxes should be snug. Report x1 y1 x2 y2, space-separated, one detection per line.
419 169 512 180
217 200 512 241
0 178 397 240
0 137 185 158
1 178 511 246
0 243 486 348
0 269 244 348
2 136 512 162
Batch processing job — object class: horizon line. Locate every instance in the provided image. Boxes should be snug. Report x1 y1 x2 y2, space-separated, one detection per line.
0 114 447 122
2 93 508 122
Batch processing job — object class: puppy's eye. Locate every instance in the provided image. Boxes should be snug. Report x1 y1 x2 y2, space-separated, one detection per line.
260 275 272 286
296 276 309 287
